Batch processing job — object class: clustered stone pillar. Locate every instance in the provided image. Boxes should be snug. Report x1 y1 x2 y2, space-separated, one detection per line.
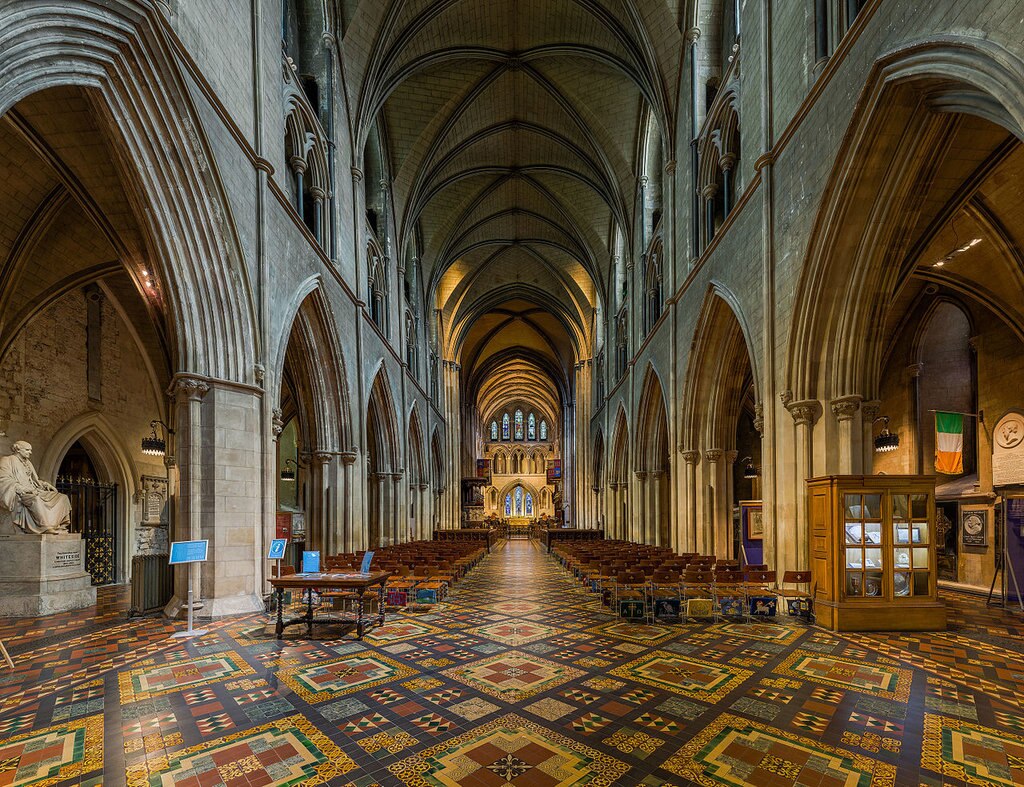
681 449 700 552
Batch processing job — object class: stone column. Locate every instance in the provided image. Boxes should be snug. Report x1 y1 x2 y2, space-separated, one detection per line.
681 450 699 553
785 399 822 575
340 451 356 551
634 471 649 543
650 470 664 546
831 395 863 474
704 449 726 557
725 449 739 558
861 400 880 474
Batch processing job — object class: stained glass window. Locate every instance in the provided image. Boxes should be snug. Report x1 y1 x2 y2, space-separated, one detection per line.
539 420 547 440
505 493 512 516
525 493 533 516
527 413 536 441
502 413 510 440
490 421 498 440
514 410 524 440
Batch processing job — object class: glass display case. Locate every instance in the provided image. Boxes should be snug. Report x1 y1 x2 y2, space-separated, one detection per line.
808 476 946 632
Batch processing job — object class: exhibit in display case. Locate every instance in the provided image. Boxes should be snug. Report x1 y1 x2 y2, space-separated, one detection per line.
808 475 947 631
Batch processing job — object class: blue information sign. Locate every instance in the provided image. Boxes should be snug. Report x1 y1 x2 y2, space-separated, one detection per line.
360 550 375 574
169 540 208 565
267 538 288 560
302 551 321 573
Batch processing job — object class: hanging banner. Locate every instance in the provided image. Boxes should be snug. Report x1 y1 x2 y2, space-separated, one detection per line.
935 412 964 474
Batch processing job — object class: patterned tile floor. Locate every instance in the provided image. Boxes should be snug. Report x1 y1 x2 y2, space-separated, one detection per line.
0 540 1023 785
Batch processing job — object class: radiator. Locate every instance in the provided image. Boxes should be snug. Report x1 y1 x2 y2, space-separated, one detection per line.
130 554 173 616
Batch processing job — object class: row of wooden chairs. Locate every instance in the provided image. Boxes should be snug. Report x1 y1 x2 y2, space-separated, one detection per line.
554 540 812 623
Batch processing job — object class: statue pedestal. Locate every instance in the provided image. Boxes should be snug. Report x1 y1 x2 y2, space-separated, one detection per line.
0 533 96 617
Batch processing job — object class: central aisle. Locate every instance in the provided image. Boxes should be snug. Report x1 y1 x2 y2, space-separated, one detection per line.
1 539 1022 785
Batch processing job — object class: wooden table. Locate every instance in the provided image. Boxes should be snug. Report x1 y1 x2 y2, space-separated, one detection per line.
268 571 391 639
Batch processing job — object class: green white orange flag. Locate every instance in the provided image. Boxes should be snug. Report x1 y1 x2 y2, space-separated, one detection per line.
935 412 964 474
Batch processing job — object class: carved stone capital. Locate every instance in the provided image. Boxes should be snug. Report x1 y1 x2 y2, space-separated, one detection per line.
861 399 881 422
830 395 863 422
753 402 765 437
174 377 210 402
705 449 723 463
786 399 821 427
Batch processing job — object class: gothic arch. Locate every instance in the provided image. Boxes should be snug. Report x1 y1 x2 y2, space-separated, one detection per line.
0 1 257 381
681 284 758 452
788 36 1024 406
40 412 140 584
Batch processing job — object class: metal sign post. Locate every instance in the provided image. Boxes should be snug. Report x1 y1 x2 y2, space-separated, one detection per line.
168 540 209 639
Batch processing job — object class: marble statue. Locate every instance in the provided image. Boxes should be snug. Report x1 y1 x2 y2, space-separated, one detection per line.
0 441 71 535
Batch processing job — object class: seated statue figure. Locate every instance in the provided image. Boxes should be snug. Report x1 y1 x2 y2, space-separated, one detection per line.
0 441 71 535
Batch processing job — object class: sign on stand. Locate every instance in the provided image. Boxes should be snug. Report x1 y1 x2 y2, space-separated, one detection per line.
168 540 209 639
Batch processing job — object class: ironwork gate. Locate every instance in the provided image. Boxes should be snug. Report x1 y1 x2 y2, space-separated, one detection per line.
56 477 119 585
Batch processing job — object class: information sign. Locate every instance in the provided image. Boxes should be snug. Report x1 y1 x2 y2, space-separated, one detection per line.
169 540 208 565
267 538 288 560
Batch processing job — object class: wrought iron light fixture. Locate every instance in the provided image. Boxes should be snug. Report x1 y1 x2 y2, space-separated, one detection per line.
873 416 900 453
142 420 172 457
280 458 298 481
741 456 759 479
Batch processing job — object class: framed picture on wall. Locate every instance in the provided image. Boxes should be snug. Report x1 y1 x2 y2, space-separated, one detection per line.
741 501 764 541
961 508 988 547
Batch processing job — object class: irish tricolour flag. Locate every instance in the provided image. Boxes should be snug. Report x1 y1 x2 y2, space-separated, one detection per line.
935 412 964 475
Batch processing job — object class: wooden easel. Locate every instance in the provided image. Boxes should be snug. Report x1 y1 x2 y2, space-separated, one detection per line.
0 640 14 669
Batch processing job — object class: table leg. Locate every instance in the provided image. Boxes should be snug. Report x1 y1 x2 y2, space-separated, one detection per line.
306 589 314 636
356 589 366 640
275 587 284 639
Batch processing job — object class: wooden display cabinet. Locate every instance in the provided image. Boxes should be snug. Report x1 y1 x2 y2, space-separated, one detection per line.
808 475 946 631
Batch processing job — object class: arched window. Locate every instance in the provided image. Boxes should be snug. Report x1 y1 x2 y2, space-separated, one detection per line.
502 413 510 441
514 486 523 516
527 413 536 441
368 250 388 334
514 410 524 441
539 420 548 441
505 493 512 516
525 493 533 516
490 421 498 441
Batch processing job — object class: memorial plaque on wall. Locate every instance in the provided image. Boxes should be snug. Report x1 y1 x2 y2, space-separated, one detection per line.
993 412 1024 486
961 507 988 547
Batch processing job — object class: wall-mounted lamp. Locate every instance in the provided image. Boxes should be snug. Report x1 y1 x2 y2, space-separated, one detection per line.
873 416 900 453
741 456 758 479
280 458 298 481
142 420 173 457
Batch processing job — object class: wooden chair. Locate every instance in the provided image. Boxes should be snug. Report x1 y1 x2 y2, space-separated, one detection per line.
779 570 813 621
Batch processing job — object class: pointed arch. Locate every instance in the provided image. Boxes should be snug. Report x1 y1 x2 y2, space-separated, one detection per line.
787 36 1024 404
0 2 257 381
681 284 759 451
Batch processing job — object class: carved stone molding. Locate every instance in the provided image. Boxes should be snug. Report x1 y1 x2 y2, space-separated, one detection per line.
830 395 863 422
